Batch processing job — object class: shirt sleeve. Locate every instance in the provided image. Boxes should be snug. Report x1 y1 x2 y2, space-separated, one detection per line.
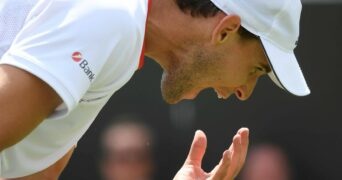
0 0 134 118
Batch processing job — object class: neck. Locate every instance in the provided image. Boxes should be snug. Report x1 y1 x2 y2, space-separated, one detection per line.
144 0 220 70
144 0 178 70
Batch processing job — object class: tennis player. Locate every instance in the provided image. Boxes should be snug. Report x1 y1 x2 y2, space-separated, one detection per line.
0 0 309 179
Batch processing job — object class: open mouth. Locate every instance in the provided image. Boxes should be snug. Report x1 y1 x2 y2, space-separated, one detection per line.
214 88 233 100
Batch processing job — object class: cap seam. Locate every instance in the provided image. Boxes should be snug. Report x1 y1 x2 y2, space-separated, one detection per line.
261 36 293 53
264 0 291 38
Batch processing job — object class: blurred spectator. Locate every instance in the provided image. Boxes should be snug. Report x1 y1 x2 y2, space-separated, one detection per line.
99 116 155 180
240 144 293 180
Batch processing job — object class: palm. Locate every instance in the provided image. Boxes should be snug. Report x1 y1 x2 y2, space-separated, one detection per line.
174 164 209 180
174 129 249 180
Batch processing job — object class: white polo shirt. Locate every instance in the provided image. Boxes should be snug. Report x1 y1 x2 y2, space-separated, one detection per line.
0 0 150 178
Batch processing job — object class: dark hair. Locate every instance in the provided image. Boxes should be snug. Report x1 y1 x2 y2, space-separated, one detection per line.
175 0 221 17
175 0 258 39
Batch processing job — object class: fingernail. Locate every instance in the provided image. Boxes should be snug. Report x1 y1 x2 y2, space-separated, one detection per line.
238 127 249 134
195 130 204 137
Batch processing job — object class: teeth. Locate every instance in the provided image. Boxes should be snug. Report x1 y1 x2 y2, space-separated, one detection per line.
215 89 225 99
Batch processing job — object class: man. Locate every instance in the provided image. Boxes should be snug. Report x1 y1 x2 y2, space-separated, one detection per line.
0 0 309 179
99 116 155 180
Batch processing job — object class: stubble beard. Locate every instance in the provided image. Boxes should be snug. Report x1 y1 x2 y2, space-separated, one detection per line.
159 42 221 104
160 64 195 104
160 50 217 104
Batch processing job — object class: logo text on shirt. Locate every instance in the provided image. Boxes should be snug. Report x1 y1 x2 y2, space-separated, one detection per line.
72 52 95 82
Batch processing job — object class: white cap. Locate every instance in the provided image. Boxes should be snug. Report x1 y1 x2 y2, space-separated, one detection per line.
210 0 310 96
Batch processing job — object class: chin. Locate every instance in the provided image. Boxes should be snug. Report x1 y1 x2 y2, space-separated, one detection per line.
164 98 181 104
160 89 182 104
160 79 185 104
160 68 196 104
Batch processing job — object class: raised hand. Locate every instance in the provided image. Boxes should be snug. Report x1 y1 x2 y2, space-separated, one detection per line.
174 128 249 180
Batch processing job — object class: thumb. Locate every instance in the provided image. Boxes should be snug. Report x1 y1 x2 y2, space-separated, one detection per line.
184 130 207 167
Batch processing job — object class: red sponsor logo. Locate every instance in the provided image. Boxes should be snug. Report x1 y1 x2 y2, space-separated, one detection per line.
72 52 83 62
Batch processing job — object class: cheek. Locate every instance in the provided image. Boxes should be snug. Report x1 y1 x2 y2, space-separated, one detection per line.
219 59 251 87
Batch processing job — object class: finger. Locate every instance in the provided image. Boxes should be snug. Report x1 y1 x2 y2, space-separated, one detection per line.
225 133 243 179
184 130 207 167
210 150 232 179
236 128 249 171
209 129 249 180
211 134 241 180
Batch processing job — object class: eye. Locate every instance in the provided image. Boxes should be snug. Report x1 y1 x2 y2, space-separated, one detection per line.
251 66 266 76
252 66 265 74
256 67 265 72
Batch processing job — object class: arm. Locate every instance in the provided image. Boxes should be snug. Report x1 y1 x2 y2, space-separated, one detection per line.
174 128 249 180
0 65 62 151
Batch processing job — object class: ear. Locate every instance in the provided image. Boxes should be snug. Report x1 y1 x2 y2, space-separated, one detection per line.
211 15 241 44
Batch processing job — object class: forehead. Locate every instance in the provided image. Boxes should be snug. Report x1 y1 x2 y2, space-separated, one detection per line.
104 127 149 150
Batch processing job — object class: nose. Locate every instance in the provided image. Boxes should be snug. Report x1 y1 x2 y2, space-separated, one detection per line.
234 86 251 101
234 78 259 101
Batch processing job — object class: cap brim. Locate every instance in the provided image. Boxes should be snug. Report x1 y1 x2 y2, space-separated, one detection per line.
260 37 310 96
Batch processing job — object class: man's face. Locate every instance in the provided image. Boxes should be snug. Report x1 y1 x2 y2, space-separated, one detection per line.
160 30 270 104
100 126 154 180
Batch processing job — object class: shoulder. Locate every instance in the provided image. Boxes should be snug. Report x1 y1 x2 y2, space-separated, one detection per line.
62 0 147 40
26 0 147 43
